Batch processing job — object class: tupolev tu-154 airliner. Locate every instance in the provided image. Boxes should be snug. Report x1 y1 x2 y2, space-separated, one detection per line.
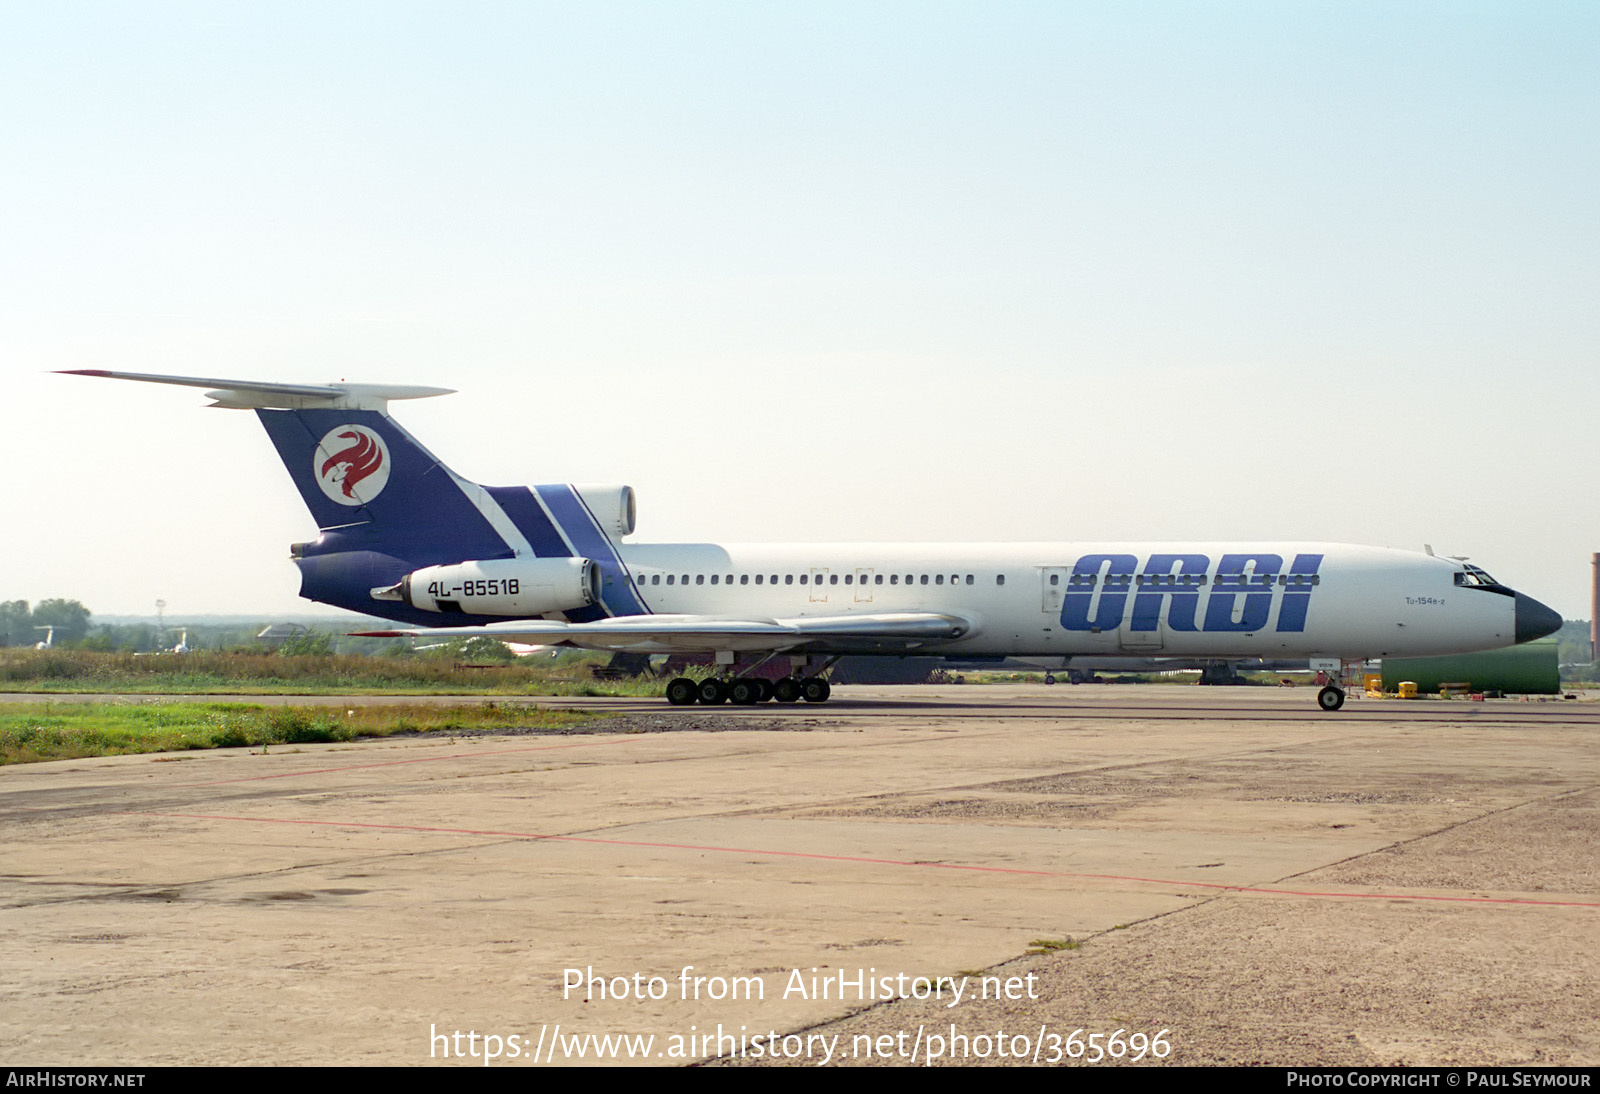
62 370 1563 710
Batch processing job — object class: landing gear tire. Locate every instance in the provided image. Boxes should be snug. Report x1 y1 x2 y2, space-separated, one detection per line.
755 678 774 703
1317 685 1346 712
1044 673 1056 685
773 677 802 704
728 678 762 705
801 676 831 704
665 677 698 706
697 678 728 705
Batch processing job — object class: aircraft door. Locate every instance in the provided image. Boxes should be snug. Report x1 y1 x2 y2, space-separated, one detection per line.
1041 567 1068 613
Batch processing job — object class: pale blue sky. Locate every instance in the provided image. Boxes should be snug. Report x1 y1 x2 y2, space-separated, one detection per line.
6 2 1598 617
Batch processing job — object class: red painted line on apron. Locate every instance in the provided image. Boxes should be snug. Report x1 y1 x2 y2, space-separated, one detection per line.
176 736 634 786
117 810 1600 909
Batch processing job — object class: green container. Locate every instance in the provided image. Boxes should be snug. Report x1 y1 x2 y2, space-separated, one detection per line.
1381 636 1559 695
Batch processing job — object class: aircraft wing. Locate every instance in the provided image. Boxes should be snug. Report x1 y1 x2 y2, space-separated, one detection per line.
352 612 974 654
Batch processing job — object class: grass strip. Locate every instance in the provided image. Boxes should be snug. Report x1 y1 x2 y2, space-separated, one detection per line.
0 649 675 696
0 701 603 765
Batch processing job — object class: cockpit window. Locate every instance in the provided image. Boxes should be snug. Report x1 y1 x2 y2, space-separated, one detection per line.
1454 565 1501 588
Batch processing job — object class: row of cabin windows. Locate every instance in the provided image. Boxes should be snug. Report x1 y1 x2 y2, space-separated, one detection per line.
633 572 1001 588
1048 573 1321 588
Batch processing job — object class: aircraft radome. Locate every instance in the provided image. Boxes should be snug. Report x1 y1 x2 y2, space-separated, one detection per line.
61 370 1563 710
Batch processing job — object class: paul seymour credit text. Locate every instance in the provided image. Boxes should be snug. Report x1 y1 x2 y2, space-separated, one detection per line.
427 965 1174 1064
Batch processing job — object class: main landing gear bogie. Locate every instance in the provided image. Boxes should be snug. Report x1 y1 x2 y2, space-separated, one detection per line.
665 675 831 705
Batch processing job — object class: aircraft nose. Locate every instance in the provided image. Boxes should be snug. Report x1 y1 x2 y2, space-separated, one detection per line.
1514 592 1563 644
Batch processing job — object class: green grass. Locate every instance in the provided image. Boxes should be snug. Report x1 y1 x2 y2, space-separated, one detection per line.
0 700 604 764
0 648 671 697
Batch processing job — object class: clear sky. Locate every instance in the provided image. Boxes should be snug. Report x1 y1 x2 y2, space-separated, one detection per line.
5 2 1598 620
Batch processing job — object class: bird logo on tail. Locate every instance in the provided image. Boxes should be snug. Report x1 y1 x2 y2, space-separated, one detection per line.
314 425 391 505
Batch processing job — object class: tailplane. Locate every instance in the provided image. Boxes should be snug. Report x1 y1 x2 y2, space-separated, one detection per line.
60 370 493 553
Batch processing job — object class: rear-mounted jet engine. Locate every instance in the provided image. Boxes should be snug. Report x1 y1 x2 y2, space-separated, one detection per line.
373 557 601 616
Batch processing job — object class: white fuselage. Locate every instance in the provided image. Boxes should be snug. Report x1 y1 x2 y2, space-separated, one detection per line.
62 370 1563 710
613 541 1520 660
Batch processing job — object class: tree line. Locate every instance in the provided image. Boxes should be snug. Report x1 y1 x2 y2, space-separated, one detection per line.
1 600 269 653
0 600 92 646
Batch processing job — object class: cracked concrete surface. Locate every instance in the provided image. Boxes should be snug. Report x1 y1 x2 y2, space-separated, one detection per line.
3 685 1596 1066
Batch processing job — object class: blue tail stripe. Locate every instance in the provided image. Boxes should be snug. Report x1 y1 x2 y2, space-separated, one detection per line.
534 484 649 618
484 486 573 559
484 485 610 622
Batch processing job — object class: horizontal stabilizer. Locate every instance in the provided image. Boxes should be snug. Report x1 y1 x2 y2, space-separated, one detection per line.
57 370 454 412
